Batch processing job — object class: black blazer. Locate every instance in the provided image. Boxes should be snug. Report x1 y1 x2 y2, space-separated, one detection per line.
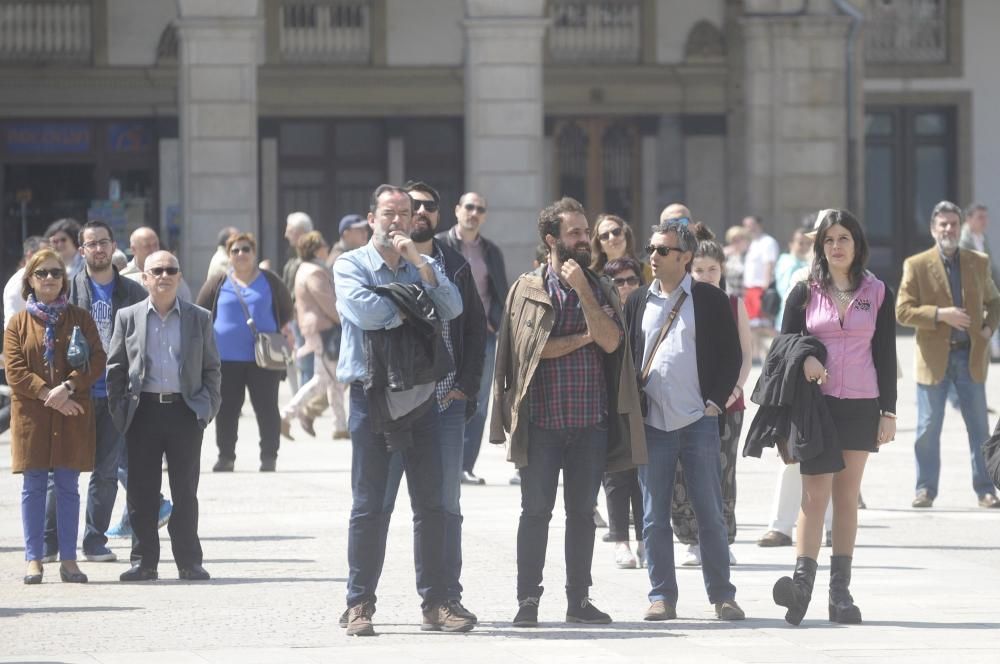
622 279 741 414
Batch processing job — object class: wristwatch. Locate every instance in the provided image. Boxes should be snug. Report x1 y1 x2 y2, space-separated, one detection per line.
62 381 75 395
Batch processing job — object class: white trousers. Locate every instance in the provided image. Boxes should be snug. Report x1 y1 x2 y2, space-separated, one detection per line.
767 458 833 535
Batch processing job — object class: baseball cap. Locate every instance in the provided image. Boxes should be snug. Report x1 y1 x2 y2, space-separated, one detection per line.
339 214 367 235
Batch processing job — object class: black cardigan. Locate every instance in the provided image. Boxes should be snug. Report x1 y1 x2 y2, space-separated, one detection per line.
622 279 742 414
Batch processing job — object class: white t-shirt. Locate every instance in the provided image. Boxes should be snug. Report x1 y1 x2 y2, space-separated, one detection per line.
743 233 780 288
3 267 25 329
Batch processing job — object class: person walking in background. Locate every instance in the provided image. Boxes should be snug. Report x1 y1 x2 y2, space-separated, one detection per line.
282 212 314 390
960 203 1000 360
671 223 752 568
590 213 653 283
197 232 293 472
107 251 221 582
723 226 749 299
897 200 1000 508
45 218 85 279
206 226 240 283
437 191 508 486
4 236 48 328
741 215 780 362
120 227 193 301
4 248 106 584
774 223 813 331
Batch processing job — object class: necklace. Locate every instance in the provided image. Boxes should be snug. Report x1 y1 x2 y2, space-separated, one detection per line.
829 284 855 306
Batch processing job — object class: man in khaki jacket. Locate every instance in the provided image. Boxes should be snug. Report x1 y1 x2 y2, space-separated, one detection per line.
897 200 1000 509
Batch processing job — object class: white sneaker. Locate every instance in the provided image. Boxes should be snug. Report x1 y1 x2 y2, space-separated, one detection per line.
728 548 737 565
681 543 702 567
614 543 637 569
635 542 646 568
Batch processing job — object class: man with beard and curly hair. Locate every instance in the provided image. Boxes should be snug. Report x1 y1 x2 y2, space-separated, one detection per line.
491 196 647 627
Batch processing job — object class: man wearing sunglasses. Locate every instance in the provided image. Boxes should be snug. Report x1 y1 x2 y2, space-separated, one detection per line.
107 250 222 582
437 192 509 486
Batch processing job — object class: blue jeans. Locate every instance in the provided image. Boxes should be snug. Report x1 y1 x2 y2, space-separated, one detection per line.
346 383 446 609
382 399 466 599
463 332 496 473
517 421 607 602
291 320 314 385
915 348 994 498
639 417 736 606
81 397 125 554
23 468 79 561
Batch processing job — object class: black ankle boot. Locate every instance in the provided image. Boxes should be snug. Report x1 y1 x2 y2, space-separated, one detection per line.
773 556 818 626
829 555 862 624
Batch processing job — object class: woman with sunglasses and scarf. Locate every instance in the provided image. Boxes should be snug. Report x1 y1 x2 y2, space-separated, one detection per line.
590 214 653 283
4 248 106 584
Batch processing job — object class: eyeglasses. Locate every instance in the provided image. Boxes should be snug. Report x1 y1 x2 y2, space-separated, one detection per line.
463 203 486 214
646 244 684 257
598 227 624 242
412 199 439 213
82 239 113 250
146 266 179 277
32 268 64 279
230 246 253 255
612 276 639 287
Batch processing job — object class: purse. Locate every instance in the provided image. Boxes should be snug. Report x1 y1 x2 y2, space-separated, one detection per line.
66 325 90 372
227 274 292 371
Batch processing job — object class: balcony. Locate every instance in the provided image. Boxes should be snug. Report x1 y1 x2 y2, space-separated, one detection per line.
277 0 370 64
0 0 91 63
548 0 641 64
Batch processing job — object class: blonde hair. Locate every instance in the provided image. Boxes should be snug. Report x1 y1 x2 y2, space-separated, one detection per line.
21 248 68 300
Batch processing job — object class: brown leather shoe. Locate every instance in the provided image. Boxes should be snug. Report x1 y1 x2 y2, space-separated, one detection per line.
715 599 745 620
644 600 677 621
345 601 376 636
422 601 475 632
912 490 934 508
978 493 1000 508
757 530 793 547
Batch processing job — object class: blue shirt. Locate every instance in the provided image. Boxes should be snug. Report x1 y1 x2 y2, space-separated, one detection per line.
89 278 114 398
213 272 279 362
333 242 462 384
142 298 182 394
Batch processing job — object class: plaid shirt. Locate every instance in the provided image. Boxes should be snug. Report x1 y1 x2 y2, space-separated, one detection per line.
528 267 618 429
433 244 458 412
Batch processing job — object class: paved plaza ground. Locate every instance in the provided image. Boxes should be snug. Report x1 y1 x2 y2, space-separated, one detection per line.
1 336 999 663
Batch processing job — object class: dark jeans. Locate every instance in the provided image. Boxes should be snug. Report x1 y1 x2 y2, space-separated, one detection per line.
517 421 607 603
346 383 446 609
216 361 282 462
126 398 204 570
605 468 643 542
463 332 496 473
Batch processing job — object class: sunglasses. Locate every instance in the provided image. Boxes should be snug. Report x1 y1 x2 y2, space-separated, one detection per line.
463 203 486 214
612 275 639 287
230 246 253 255
33 268 64 279
646 244 684 257
598 227 624 242
412 199 439 213
670 216 691 226
147 266 179 277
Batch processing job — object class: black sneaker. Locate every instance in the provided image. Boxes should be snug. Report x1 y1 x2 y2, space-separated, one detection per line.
445 598 478 624
566 598 612 624
512 597 539 627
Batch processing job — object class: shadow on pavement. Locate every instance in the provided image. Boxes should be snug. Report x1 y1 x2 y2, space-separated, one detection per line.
856 543 1000 550
199 535 316 542
0 605 140 618
202 558 316 564
195 576 346 585
722 563 924 571
861 620 1000 629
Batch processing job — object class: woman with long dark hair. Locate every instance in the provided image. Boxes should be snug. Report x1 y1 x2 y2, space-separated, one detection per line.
772 209 896 626
590 213 653 282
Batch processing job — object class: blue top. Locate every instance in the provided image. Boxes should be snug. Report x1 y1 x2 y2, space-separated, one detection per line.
333 242 462 384
213 272 279 362
89 278 115 398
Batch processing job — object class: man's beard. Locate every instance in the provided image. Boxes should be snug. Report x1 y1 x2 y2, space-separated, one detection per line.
556 239 591 266
373 229 394 249
410 216 435 243
86 255 112 271
938 236 958 253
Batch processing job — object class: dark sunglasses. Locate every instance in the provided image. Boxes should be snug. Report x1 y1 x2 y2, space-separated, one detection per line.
598 227 624 242
612 276 639 287
412 199 439 213
463 203 486 214
230 246 253 255
646 244 684 257
32 268 64 279
147 267 180 277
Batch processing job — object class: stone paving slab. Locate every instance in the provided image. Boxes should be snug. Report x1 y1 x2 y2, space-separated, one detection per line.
1 336 999 663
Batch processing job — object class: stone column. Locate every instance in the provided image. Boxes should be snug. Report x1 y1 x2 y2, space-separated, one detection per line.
176 0 263 287
463 0 548 273
741 1 859 240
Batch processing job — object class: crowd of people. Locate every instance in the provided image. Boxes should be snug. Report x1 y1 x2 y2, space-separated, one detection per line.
3 186 1000 636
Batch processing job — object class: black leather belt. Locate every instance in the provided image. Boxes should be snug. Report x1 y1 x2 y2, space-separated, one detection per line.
141 392 182 404
950 340 971 351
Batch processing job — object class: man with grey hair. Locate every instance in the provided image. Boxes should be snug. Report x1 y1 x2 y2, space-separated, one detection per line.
283 211 315 390
898 200 1000 508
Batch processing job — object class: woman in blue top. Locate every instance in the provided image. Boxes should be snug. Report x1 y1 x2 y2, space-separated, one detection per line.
197 233 293 472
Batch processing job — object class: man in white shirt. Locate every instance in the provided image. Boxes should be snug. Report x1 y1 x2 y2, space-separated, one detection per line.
961 203 1000 358
120 226 192 301
741 215 780 362
3 236 49 329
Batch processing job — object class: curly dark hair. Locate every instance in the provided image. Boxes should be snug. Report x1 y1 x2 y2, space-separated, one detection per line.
538 196 586 244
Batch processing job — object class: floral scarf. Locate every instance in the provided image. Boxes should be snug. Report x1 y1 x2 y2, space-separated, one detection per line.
25 294 68 369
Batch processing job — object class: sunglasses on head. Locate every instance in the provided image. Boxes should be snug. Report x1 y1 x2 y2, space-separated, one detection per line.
33 268 64 279
230 246 253 255
598 227 624 242
463 203 486 214
147 266 179 277
646 244 683 257
412 198 439 213
612 275 639 287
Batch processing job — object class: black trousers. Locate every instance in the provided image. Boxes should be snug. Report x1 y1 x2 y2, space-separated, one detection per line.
604 468 643 542
216 361 282 462
126 397 204 569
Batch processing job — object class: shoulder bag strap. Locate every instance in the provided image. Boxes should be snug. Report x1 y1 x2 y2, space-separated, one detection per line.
640 291 687 383
227 272 259 337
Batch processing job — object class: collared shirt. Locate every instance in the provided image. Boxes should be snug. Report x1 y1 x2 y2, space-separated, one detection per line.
939 248 969 345
641 274 704 433
333 241 462 384
432 243 458 412
452 225 492 321
527 267 612 430
142 298 182 394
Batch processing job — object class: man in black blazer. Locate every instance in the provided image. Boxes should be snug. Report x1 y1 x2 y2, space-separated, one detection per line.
107 251 222 581
621 219 744 622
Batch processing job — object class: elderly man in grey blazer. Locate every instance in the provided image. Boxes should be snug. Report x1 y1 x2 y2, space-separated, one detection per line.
107 250 222 582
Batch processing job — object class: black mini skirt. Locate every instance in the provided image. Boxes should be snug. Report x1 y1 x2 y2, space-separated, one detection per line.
800 396 880 475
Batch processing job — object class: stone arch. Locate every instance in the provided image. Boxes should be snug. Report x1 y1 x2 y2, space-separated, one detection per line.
684 19 726 59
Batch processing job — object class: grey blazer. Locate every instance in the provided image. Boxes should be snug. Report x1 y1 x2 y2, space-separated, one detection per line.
106 297 222 434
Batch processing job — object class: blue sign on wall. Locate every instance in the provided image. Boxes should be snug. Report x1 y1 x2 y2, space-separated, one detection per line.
5 122 91 154
108 122 151 153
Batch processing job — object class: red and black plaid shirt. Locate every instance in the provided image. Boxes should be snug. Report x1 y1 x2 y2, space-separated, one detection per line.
528 267 620 430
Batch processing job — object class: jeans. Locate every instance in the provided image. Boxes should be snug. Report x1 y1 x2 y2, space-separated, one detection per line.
346 383 446 609
291 320 314 386
79 397 125 554
216 361 283 462
604 469 643 542
639 418 736 605
382 399 466 599
914 348 994 498
517 421 607 603
463 332 496 473
23 468 79 561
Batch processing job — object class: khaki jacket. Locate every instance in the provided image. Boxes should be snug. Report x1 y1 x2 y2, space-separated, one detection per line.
896 247 1000 385
489 266 647 471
